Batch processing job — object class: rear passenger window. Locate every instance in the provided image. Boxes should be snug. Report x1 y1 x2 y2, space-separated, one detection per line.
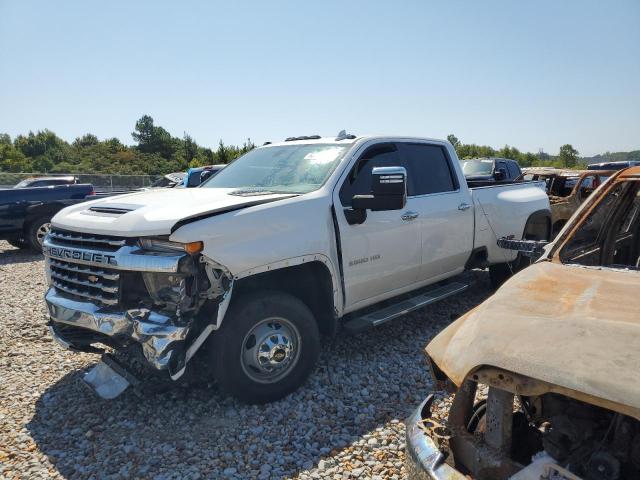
507 162 520 179
398 143 456 195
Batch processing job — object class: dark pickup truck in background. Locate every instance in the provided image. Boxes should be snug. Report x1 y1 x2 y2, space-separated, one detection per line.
0 184 96 251
12 176 78 188
460 157 522 186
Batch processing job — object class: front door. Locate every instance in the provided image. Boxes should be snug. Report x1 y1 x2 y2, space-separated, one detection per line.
334 142 422 310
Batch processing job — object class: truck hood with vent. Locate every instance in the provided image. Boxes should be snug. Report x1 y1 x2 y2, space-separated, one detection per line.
51 187 295 237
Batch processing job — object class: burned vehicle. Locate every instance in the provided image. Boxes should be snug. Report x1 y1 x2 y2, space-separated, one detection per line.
406 166 640 479
520 168 614 236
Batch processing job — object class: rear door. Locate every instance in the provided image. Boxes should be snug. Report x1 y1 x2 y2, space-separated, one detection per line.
395 142 474 281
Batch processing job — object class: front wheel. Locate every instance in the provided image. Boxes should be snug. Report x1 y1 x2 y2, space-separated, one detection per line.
7 238 28 249
206 290 320 404
25 216 52 251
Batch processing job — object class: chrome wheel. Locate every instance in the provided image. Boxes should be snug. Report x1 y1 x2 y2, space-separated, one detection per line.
240 317 301 384
36 222 51 246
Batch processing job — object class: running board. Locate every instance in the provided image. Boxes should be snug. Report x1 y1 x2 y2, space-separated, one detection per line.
343 282 468 333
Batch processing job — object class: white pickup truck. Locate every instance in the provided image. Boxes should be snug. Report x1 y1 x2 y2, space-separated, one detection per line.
44 134 550 403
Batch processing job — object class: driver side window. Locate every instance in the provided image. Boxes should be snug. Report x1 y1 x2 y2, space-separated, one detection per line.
339 143 406 206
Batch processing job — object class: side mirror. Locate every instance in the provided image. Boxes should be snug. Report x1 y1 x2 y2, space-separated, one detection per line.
345 166 407 225
494 169 506 181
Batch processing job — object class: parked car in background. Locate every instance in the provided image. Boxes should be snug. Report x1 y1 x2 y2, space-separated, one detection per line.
587 160 640 171
184 164 226 187
406 166 640 480
150 172 186 189
519 168 614 235
13 176 77 188
460 158 522 186
43 134 549 403
0 184 96 250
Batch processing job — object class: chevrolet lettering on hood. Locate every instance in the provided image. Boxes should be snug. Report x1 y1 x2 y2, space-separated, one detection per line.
45 245 116 265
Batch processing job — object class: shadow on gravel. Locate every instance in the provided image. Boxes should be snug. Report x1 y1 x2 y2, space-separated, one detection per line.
27 270 494 479
0 245 43 265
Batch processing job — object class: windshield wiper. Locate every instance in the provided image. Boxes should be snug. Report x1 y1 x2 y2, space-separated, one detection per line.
228 188 301 196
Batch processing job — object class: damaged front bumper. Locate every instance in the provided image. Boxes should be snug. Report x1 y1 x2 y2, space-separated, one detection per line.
46 287 190 373
405 395 468 480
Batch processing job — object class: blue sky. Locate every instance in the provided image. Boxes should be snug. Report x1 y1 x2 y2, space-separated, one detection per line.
1 0 638 156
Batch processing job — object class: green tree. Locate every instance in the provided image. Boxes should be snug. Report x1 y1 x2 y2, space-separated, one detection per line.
132 115 177 159
183 133 198 163
559 144 579 168
447 134 460 149
73 133 99 148
497 145 522 160
522 152 537 167
216 140 229 164
0 134 31 172
105 137 125 153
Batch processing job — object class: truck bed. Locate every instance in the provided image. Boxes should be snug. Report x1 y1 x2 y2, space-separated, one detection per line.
468 180 548 264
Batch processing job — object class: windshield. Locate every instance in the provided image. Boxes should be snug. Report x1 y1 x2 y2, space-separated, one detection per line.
14 180 33 188
461 159 494 176
201 144 348 194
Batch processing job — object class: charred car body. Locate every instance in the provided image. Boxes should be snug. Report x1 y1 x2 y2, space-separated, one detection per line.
520 168 614 236
406 167 640 479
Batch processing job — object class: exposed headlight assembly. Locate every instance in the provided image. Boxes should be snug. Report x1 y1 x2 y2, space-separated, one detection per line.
139 237 203 311
142 272 191 309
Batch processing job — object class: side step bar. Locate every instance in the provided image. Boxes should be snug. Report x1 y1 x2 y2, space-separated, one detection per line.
343 282 468 333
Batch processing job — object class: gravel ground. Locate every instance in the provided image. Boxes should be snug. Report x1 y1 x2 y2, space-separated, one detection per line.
0 240 493 480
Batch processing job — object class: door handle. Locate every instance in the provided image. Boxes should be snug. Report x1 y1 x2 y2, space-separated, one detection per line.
458 203 471 211
401 211 419 221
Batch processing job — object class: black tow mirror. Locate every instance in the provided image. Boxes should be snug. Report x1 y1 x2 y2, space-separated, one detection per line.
345 166 407 225
494 169 506 181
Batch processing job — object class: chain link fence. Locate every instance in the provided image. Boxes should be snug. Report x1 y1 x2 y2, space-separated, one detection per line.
0 172 164 192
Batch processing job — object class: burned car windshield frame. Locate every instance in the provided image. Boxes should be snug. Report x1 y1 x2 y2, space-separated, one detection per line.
558 179 640 270
200 144 349 194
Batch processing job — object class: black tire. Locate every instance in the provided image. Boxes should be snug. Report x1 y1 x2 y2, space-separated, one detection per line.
25 216 52 251
206 290 320 404
489 262 514 289
7 238 28 249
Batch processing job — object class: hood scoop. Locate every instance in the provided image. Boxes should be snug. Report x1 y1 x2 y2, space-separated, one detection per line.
86 204 142 216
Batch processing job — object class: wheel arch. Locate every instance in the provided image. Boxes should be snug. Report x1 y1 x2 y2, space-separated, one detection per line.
24 203 63 227
232 258 339 336
522 209 551 241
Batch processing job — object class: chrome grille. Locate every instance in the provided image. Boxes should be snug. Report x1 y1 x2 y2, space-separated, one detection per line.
48 228 127 251
50 259 120 305
47 228 126 306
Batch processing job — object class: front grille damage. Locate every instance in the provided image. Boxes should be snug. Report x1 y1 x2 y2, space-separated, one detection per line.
50 259 120 306
44 228 233 390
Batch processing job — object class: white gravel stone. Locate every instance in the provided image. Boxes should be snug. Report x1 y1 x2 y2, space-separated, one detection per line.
0 240 492 479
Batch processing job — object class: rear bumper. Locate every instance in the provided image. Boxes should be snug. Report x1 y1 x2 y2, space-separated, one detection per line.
405 395 467 480
45 287 189 371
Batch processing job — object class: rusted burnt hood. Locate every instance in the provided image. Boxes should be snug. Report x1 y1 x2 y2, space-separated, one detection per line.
427 261 640 417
